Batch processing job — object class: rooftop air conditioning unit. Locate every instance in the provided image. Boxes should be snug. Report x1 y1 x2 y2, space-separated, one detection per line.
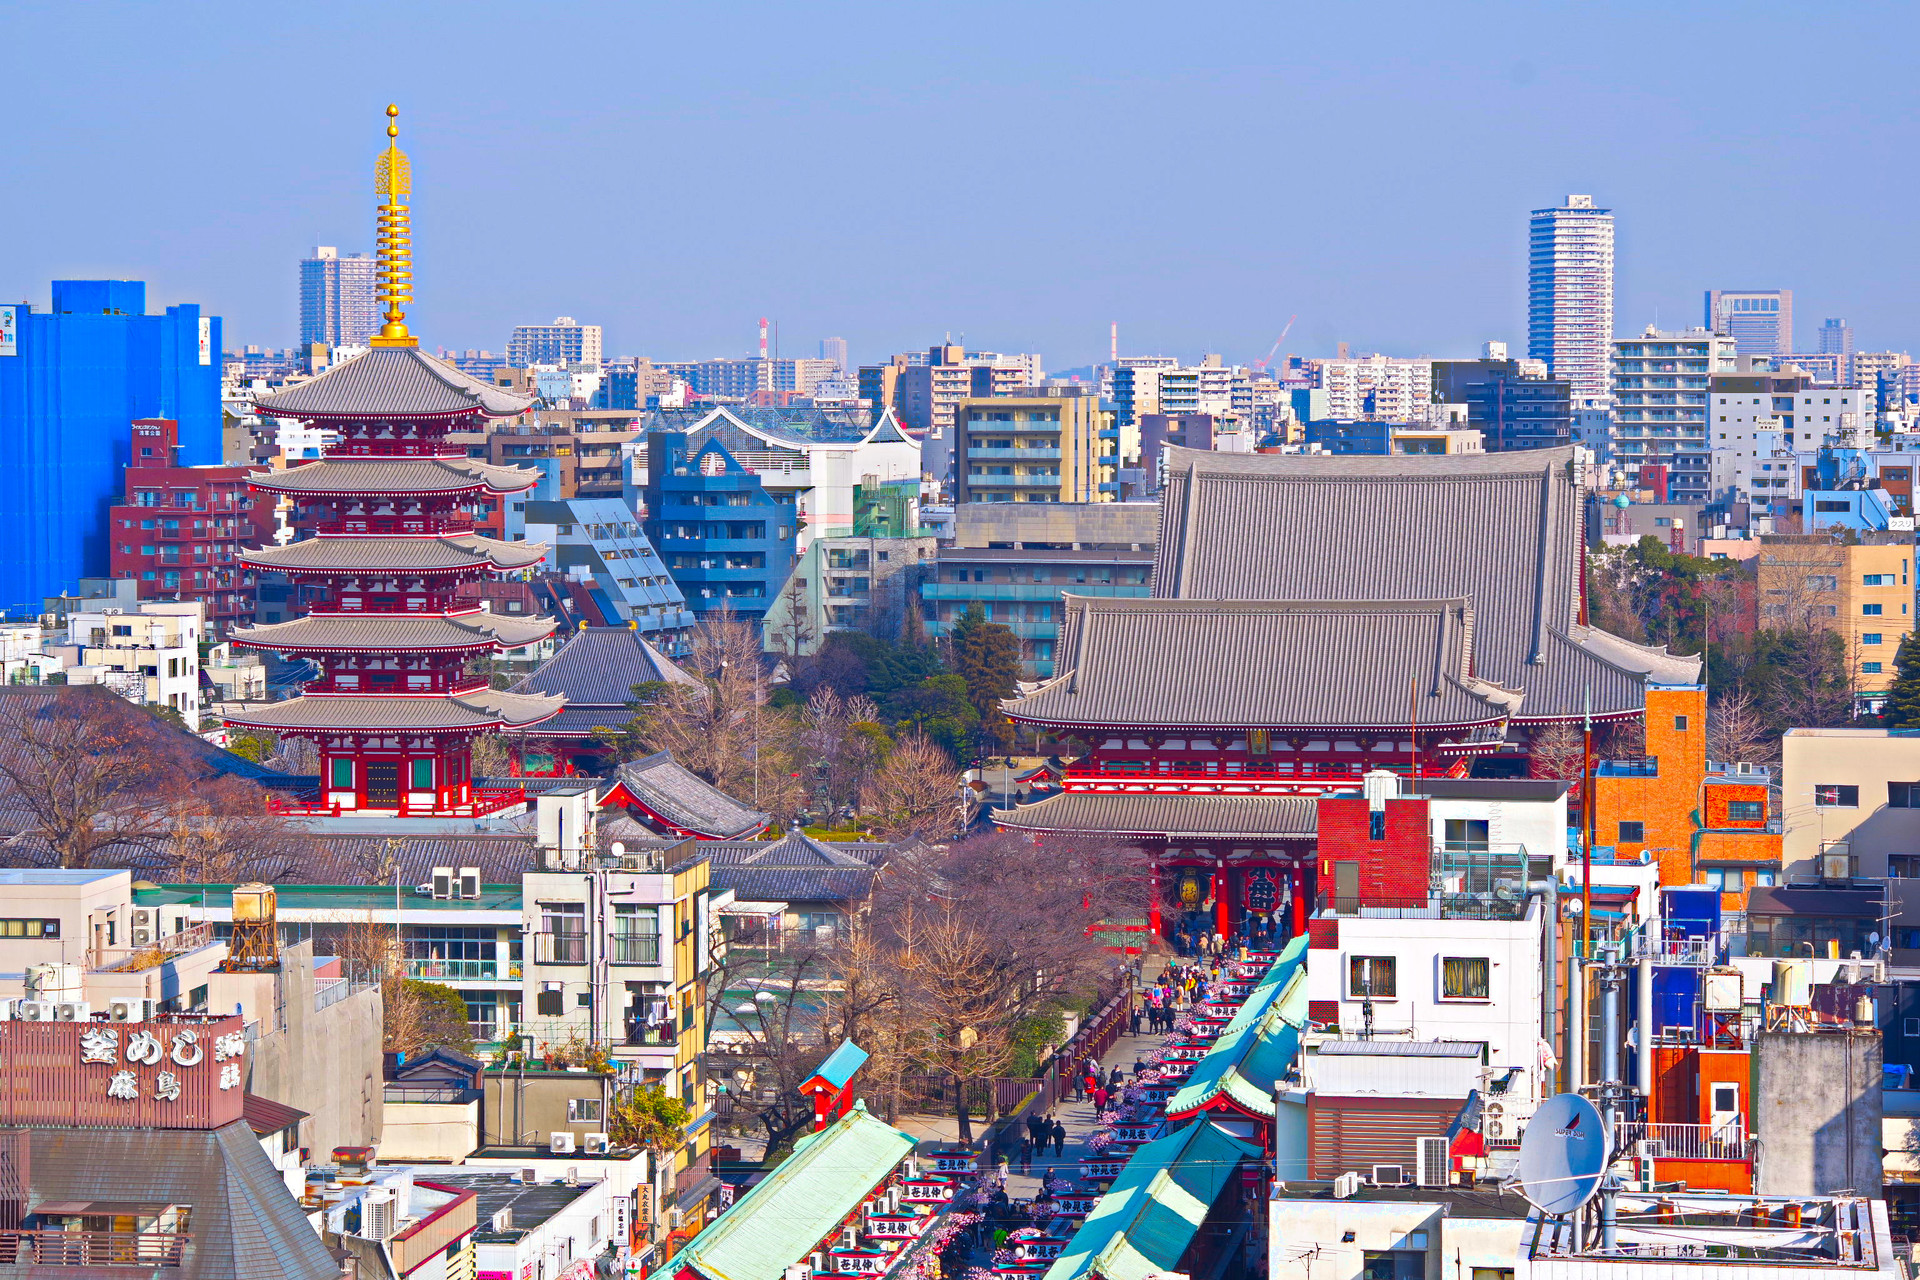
458 867 481 900
1371 1164 1406 1187
431 867 454 900
130 927 153 947
518 1168 538 1185
54 1002 90 1022
583 1133 611 1155
108 998 148 1023
131 907 156 931
1332 1172 1363 1199
0 1000 13 1022
1417 1136 1449 1187
1636 1138 1667 1159
14 1002 53 1022
360 1193 396 1242
492 1207 514 1233
550 1132 576 1154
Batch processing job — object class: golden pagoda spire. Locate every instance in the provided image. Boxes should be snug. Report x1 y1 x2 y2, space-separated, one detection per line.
371 103 416 347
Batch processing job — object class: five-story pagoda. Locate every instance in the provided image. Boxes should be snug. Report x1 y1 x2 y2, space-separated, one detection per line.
226 106 562 816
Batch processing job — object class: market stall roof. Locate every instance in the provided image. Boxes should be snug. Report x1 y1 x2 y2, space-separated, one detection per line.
994 791 1316 840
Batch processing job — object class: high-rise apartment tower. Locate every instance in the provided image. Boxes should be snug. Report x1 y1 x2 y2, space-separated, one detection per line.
298 247 379 349
1528 195 1615 400
1705 289 1793 357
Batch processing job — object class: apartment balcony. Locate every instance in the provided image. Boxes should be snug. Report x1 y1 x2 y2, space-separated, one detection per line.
88 922 217 973
924 619 1060 640
1614 1119 1751 1163
1596 757 1659 777
405 957 514 981
611 933 662 966
921 583 1150 601
968 446 1060 460
967 473 1063 487
0 1230 189 1268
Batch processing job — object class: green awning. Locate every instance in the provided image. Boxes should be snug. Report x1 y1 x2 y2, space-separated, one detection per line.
1165 968 1306 1120
1044 1120 1262 1280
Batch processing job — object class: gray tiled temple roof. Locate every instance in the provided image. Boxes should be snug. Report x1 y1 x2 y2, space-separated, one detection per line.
226 688 563 733
712 864 876 904
24 1121 340 1279
1152 446 1701 719
605 751 770 839
253 345 534 419
511 627 700 705
247 456 541 496
994 791 1318 839
232 611 555 653
1006 596 1520 730
242 533 548 574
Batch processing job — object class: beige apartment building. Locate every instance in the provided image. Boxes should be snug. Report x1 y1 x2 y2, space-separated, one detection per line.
953 389 1115 504
1758 532 1912 709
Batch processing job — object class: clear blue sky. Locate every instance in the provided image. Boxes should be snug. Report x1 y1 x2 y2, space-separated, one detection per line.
4 1 1916 371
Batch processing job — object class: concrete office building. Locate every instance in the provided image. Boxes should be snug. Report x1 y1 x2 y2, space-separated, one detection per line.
298 247 379 349
1710 371 1873 508
1758 533 1912 710
0 281 223 616
1707 288 1794 357
1610 326 1738 498
507 317 604 367
652 356 838 404
1820 317 1856 359
952 389 1115 504
818 336 849 371
1529 194 1615 399
1431 353 1573 451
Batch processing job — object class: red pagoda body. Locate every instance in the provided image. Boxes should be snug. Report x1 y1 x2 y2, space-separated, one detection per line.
223 106 564 817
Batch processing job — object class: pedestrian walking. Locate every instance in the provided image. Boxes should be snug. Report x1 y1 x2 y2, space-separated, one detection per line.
1129 1005 1142 1036
1108 1065 1124 1091
1051 1118 1067 1156
1092 1085 1108 1112
1018 1135 1034 1173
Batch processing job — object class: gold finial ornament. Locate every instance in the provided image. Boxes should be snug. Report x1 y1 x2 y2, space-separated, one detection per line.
371 103 417 347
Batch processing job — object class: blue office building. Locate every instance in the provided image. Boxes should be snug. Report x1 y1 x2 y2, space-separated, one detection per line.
0 281 222 615
640 430 797 625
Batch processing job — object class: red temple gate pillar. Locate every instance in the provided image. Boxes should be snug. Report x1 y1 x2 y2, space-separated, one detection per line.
1148 860 1163 941
1290 862 1307 937
1213 861 1230 941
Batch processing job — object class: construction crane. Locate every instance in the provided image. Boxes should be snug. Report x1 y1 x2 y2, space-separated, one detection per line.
1253 315 1298 371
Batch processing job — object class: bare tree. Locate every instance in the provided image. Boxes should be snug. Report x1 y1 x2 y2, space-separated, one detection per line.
1528 722 1587 782
328 915 471 1055
264 733 319 776
1707 686 1772 766
859 732 958 840
704 939 835 1153
0 690 193 868
798 689 888 813
163 775 312 882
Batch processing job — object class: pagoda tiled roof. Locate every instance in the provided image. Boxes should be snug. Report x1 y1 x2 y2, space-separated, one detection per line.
241 534 548 574
1006 596 1521 731
247 456 541 497
225 687 563 733
602 751 770 839
253 346 534 419
231 611 556 654
1153 445 1701 720
993 791 1317 839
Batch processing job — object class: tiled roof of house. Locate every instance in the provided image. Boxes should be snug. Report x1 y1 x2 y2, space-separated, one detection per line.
225 688 563 733
253 346 534 419
604 752 770 839
710 865 877 905
1152 446 1701 719
1007 596 1520 730
994 792 1316 840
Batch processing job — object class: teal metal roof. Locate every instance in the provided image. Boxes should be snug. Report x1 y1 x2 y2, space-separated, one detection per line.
136 883 525 913
1043 1120 1261 1280
1219 934 1308 1034
676 1102 915 1280
803 1040 869 1092
1165 971 1306 1120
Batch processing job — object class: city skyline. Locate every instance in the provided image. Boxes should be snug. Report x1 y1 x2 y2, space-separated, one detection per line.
5 1 1919 369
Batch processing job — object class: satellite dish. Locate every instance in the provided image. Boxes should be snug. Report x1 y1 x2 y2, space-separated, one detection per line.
1515 1093 1611 1217
610 842 627 857
1564 900 1583 916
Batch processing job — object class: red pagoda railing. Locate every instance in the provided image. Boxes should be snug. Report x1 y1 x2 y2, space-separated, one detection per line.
1063 758 1434 794
269 786 528 819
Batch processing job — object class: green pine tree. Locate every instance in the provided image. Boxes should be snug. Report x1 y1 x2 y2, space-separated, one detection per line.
1885 632 1920 728
948 602 1021 752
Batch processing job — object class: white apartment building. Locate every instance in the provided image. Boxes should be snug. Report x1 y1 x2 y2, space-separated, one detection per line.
1316 354 1435 421
508 317 604 367
1610 327 1738 472
62 600 205 725
1529 194 1615 400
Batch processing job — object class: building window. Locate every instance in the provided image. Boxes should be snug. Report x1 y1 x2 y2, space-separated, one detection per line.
1864 604 1884 616
1369 811 1386 840
1865 633 1884 645
1674 715 1689 731
541 902 587 964
1347 955 1396 999
0 919 60 938
1864 662 1885 674
330 759 354 788
1889 855 1920 878
1441 957 1490 999
1865 574 1898 586
1702 868 1743 892
410 759 434 789
1617 820 1645 844
1726 800 1764 821
1443 819 1489 852
566 1097 601 1123
1815 785 1860 807
1890 784 1920 809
